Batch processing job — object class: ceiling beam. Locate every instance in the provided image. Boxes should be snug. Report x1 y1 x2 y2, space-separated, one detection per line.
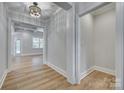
53 2 72 10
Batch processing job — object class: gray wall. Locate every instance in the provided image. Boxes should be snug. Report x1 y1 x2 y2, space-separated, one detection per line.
80 14 94 73
0 3 7 81
13 31 43 56
47 9 67 71
94 8 115 70
80 5 115 74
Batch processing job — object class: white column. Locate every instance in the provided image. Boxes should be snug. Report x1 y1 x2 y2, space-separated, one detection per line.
66 4 76 84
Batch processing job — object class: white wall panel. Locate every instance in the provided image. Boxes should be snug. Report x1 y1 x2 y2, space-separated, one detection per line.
0 3 7 82
47 9 67 71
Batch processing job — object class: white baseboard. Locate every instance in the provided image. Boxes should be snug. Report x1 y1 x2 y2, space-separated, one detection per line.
21 53 42 56
115 78 122 89
80 67 94 80
80 66 115 80
93 66 115 76
46 63 68 78
0 70 8 89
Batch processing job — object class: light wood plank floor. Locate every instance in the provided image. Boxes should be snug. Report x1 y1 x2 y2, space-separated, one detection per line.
1 55 115 90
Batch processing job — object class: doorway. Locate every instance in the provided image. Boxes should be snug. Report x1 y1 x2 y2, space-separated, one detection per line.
78 3 116 88
8 21 46 71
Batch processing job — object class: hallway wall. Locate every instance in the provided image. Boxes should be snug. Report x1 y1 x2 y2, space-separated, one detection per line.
93 8 116 71
80 14 94 73
47 9 67 72
0 3 7 84
80 6 115 75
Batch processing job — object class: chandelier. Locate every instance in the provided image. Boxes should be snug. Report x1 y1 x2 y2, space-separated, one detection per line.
29 2 41 17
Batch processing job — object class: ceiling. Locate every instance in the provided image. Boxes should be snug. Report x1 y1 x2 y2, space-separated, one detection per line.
5 2 60 19
91 3 115 16
14 22 44 33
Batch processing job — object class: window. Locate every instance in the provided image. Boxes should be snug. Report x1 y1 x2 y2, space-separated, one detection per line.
32 38 39 48
40 39 44 48
32 37 44 48
15 39 21 54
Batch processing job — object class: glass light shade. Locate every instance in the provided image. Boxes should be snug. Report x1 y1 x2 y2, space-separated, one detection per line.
29 3 41 17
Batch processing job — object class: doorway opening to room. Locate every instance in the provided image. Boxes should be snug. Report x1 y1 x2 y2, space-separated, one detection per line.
78 3 116 89
9 21 45 70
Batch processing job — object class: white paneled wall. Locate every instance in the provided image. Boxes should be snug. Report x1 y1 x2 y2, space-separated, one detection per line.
0 3 7 86
47 9 67 72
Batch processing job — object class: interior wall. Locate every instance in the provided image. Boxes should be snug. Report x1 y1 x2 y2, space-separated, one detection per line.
93 8 116 71
13 31 43 56
80 6 115 74
0 3 7 82
47 9 67 72
80 14 94 73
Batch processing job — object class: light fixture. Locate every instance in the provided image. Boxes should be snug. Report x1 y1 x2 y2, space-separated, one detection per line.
29 2 41 17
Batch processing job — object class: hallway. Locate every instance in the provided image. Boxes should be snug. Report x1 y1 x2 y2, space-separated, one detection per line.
0 2 123 90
